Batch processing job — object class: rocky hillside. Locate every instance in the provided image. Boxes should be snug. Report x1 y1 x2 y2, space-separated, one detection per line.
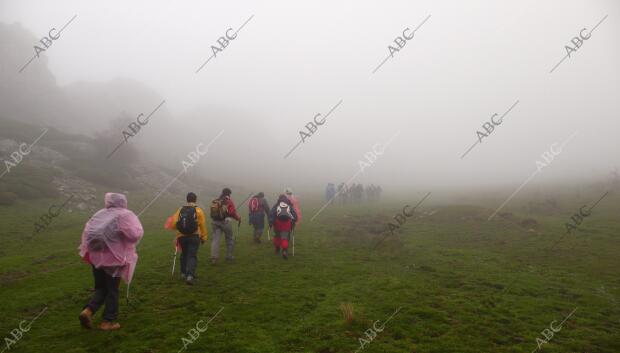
0 118 223 210
0 23 229 211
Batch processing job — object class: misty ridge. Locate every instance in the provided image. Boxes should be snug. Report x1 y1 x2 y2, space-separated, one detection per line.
0 0 619 202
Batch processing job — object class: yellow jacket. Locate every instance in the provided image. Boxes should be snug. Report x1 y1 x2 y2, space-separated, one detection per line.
170 203 208 241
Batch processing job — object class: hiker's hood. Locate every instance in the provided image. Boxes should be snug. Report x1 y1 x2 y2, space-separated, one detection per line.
105 193 127 209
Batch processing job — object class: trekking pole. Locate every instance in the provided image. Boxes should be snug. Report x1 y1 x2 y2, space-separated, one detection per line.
171 247 178 278
267 228 271 240
292 228 295 257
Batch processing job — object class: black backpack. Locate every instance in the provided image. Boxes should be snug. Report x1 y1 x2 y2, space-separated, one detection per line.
176 206 198 235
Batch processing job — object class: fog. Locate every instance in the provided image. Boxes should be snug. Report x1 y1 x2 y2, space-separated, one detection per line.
1 0 619 195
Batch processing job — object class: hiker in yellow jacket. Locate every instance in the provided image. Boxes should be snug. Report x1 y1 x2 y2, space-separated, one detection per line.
167 192 208 285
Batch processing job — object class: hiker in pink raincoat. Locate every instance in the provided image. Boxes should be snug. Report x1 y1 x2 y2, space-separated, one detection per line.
78 193 143 331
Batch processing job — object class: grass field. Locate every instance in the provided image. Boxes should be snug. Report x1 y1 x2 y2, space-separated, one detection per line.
1 190 619 353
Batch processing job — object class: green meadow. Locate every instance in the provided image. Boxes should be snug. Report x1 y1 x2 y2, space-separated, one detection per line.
1 190 619 353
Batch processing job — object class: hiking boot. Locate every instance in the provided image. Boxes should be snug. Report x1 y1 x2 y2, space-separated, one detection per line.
100 321 121 331
186 275 194 285
282 250 288 260
78 307 93 329
180 273 187 280
275 247 280 255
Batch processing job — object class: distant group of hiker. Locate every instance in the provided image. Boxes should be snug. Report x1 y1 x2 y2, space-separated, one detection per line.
77 187 301 331
325 182 382 204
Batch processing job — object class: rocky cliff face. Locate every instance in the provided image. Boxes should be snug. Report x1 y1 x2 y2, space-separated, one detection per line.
0 121 221 211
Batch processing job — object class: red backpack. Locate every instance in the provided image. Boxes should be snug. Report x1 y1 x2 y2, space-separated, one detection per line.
248 197 261 213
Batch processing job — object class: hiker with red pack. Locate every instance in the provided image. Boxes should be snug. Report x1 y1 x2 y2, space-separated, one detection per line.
268 194 298 260
209 188 241 264
166 192 208 285
248 192 270 243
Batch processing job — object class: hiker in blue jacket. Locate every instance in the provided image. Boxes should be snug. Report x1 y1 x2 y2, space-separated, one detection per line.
248 192 270 243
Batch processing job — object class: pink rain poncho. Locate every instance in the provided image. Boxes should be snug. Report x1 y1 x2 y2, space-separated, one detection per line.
78 193 144 284
288 195 302 226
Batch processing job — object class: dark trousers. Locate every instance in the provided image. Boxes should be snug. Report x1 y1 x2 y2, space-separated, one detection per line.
85 266 121 321
250 213 265 242
179 234 200 277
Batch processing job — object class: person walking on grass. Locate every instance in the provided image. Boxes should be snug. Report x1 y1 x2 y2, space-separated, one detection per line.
325 183 336 203
210 187 241 265
338 183 347 205
248 192 270 243
284 187 302 226
268 194 298 260
166 192 208 285
78 193 143 331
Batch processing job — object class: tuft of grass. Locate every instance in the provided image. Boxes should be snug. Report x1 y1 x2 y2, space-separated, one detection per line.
340 302 355 325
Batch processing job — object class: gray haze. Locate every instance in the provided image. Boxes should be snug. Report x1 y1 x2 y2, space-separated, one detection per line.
1 0 619 194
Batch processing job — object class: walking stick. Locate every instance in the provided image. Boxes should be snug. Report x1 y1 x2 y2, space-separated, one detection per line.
267 228 271 240
171 247 178 278
236 219 241 241
292 228 295 256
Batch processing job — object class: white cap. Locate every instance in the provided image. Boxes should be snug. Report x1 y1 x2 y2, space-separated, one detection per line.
284 187 293 195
